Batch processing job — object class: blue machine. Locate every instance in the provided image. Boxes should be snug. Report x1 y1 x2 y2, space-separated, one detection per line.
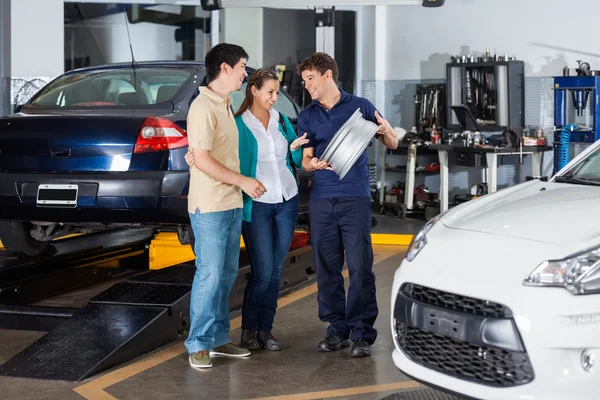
553 74 600 173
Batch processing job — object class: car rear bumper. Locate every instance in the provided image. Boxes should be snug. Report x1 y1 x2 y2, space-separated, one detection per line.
0 171 189 197
0 171 190 224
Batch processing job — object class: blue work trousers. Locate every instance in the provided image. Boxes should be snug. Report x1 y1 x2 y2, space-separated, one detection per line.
309 196 378 344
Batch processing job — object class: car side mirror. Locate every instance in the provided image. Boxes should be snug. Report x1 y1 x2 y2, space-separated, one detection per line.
14 104 24 113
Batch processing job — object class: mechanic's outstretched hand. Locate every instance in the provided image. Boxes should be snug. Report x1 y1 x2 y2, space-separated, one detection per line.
290 133 310 151
309 157 333 171
374 110 392 135
240 177 267 199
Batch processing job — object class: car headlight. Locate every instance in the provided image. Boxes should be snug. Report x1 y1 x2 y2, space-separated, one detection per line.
405 214 443 262
523 246 600 294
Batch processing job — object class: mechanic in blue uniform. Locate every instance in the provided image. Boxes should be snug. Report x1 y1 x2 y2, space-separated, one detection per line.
296 52 399 357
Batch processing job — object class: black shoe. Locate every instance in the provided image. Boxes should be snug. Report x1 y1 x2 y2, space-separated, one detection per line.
317 335 351 352
258 331 282 351
350 338 372 357
241 329 261 350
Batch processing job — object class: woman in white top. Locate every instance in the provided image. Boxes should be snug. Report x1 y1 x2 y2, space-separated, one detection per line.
186 69 307 351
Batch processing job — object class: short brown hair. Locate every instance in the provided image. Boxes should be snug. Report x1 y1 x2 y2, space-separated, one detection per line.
296 52 339 83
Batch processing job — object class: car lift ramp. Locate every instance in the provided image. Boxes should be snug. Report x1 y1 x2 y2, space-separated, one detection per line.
0 234 313 382
0 280 191 381
0 228 154 305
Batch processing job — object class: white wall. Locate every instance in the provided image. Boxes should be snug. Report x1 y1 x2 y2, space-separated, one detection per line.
383 0 600 80
104 13 179 63
359 6 376 82
223 8 264 68
11 0 64 77
67 16 178 65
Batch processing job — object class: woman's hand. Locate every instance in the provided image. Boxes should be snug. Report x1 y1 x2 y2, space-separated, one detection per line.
185 148 195 167
290 133 310 151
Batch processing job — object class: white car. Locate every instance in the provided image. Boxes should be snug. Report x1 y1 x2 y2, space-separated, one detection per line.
391 141 600 400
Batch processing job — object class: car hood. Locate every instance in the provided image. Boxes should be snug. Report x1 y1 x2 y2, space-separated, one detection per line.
442 180 600 245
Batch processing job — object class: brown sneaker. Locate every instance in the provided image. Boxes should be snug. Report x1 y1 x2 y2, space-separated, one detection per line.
210 342 251 358
189 350 212 368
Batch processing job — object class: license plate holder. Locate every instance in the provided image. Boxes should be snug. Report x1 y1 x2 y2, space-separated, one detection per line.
36 184 78 207
421 306 467 340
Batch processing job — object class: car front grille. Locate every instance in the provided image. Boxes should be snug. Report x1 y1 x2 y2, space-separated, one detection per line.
395 283 534 387
400 283 511 318
396 323 535 387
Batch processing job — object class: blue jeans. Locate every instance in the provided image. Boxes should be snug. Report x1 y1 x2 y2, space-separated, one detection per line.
185 207 242 354
241 195 299 332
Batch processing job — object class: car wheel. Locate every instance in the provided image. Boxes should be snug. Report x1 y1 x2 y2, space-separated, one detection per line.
0 221 53 257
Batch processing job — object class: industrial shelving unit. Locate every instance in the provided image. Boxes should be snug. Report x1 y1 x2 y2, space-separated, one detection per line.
378 143 440 219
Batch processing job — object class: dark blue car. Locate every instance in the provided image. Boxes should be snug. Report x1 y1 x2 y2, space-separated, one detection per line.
0 61 309 256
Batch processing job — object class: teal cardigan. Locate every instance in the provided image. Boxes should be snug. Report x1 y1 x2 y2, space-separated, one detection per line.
236 113 303 222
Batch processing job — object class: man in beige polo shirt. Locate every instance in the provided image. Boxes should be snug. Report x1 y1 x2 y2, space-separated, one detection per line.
185 43 266 369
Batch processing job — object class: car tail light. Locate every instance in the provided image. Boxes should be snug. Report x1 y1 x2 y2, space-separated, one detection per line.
134 117 188 153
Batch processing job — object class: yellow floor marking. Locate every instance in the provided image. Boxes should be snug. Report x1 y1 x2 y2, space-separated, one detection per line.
371 233 413 245
73 247 404 400
246 381 421 400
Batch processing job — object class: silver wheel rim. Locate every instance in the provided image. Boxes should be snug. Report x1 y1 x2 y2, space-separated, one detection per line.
321 108 379 180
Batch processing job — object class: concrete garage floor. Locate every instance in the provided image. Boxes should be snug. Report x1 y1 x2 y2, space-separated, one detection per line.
0 216 453 400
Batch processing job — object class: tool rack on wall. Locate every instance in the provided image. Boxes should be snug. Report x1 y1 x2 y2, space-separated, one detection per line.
445 57 525 132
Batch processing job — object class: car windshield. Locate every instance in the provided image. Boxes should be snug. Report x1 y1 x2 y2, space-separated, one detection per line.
29 67 192 108
557 145 600 184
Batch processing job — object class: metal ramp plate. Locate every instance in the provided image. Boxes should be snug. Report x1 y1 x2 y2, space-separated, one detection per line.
90 281 191 306
129 264 195 285
0 304 172 381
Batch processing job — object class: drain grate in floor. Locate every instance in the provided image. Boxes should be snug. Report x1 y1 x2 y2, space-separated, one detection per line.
381 388 463 400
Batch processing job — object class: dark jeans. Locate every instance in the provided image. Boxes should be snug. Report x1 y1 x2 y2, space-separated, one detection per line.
242 195 300 332
309 196 378 344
